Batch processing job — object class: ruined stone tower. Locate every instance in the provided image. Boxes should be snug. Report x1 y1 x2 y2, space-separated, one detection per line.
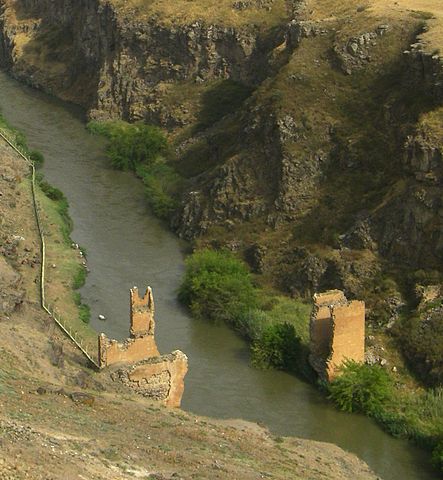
130 286 155 337
98 286 188 407
309 290 365 381
98 287 160 367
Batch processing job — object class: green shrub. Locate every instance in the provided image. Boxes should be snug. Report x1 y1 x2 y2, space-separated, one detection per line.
328 361 394 415
89 120 182 221
30 150 45 168
136 160 182 220
78 304 91 324
39 181 65 201
263 296 311 342
179 249 259 323
88 120 167 170
38 179 72 242
251 322 303 370
235 308 267 341
72 266 87 290
73 292 90 324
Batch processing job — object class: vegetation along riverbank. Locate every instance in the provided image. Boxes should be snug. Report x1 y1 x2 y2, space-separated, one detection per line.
1 0 443 476
0 92 381 480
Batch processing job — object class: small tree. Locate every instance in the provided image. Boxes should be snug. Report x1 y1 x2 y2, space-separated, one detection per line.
328 360 393 415
179 249 258 324
251 323 301 370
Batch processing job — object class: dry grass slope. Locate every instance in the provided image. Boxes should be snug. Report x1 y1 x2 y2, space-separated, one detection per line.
109 0 289 27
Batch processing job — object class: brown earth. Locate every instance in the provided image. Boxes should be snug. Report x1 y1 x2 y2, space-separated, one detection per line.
0 139 379 479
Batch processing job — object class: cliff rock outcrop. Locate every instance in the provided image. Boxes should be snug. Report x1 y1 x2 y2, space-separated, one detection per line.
0 0 443 358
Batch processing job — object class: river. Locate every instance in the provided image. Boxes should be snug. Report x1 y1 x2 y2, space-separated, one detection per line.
0 71 437 480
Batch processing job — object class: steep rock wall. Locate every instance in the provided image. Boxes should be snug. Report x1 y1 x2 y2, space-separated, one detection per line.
0 0 284 123
1 0 443 315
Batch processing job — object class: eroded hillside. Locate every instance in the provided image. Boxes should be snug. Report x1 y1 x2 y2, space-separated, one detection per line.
1 0 443 429
0 130 380 479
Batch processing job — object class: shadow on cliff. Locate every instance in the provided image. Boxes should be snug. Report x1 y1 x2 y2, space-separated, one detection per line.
292 50 438 251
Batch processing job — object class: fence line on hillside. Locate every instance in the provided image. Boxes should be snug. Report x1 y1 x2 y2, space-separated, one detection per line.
0 129 100 369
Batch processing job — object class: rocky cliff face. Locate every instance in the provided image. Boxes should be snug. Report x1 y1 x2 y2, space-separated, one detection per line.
370 130 443 269
0 0 286 124
0 0 443 324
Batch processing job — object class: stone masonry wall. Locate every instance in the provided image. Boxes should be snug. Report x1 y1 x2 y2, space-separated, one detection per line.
98 287 159 367
98 334 160 367
327 299 365 381
113 351 188 408
310 290 365 381
98 286 188 407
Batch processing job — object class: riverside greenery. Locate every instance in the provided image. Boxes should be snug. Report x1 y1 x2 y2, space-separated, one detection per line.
180 248 443 473
328 361 443 473
178 249 312 375
88 120 182 220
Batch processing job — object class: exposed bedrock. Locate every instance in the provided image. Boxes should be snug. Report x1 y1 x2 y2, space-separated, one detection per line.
0 0 287 123
1 0 443 313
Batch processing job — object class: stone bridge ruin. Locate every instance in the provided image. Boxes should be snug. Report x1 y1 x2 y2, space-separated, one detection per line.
309 290 365 381
98 287 188 407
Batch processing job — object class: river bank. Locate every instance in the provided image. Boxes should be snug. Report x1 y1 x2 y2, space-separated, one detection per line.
0 71 438 479
0 87 388 480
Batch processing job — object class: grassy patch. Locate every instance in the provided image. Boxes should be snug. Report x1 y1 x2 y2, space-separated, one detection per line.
72 265 87 290
36 184 95 340
109 0 289 29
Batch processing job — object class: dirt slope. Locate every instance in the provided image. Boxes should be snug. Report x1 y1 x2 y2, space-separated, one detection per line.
0 141 378 479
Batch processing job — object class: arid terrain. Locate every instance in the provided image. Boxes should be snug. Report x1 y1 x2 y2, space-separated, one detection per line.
1 0 443 477
0 139 380 479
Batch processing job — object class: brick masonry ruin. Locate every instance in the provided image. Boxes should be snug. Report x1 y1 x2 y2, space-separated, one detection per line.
309 290 365 381
99 287 188 407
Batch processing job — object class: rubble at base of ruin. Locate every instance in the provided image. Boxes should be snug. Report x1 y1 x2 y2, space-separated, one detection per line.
98 286 188 408
309 290 365 382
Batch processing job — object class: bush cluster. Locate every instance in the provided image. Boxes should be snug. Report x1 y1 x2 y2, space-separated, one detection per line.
328 360 394 414
88 120 167 170
179 249 312 376
88 120 182 220
179 249 259 322
136 161 182 220
329 361 443 472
